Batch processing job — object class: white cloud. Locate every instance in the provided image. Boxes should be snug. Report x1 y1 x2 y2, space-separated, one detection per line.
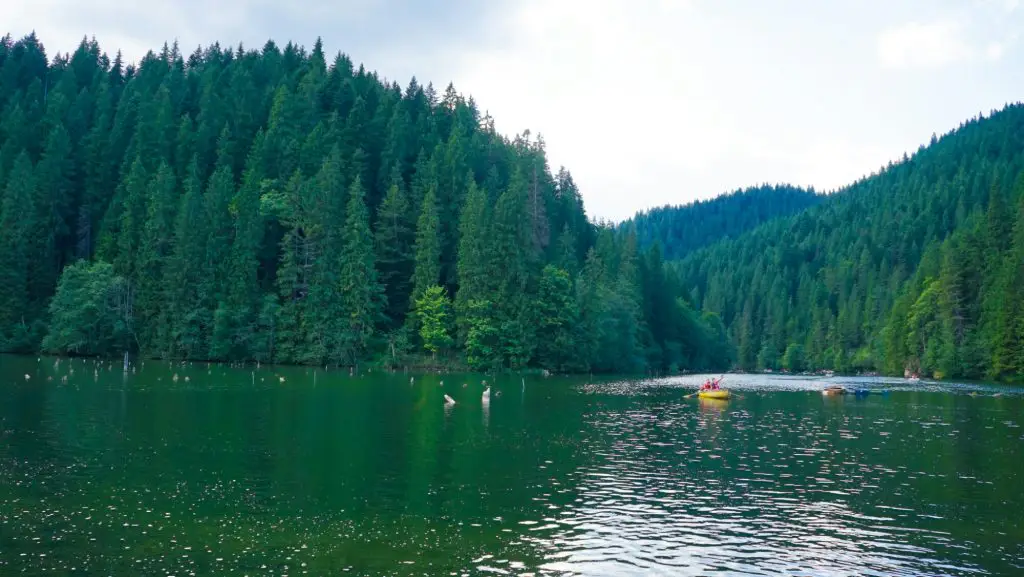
986 40 1006 59
435 1 1024 219
448 0 750 219
876 20 974 69
3 0 1023 221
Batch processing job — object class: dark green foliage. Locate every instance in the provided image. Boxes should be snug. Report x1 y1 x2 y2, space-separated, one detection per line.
136 161 177 350
411 179 442 305
534 266 580 372
627 185 822 259
676 104 1024 380
2 32 727 372
337 176 383 363
164 159 206 358
17 30 1024 380
32 123 76 299
218 134 267 359
463 299 500 372
302 147 353 365
0 151 38 349
41 261 133 356
455 177 492 343
375 167 414 329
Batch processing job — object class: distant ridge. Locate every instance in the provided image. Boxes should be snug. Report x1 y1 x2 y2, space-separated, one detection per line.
623 185 821 260
675 102 1024 381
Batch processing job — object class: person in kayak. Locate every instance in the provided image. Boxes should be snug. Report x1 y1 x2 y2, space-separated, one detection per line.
700 378 722 391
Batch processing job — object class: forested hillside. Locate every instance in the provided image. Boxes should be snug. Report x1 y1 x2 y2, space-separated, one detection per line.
627 185 821 260
678 103 1024 381
0 32 730 373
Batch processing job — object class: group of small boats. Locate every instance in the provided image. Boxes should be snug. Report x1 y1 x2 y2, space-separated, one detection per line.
690 383 890 400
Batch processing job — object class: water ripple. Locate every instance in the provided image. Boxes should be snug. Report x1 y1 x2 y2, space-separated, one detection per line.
1 364 1021 575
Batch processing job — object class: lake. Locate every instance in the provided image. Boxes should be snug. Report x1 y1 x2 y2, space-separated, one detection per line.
1 355 1021 576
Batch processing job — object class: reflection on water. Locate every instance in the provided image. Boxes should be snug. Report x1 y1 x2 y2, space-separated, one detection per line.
0 356 1022 576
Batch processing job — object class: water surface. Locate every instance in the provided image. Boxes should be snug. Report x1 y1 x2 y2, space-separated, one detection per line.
1 356 1021 575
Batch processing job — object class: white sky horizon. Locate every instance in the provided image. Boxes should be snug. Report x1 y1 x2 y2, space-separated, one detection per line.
4 0 1023 222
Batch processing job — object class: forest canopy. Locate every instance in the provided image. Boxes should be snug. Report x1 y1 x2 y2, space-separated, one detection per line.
0 32 729 373
5 31 1023 381
671 104 1024 381
626 184 821 260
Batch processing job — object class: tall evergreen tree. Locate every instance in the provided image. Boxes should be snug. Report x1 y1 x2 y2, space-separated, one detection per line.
303 146 349 364
32 122 75 299
113 156 150 279
375 166 414 329
164 159 206 358
201 162 236 358
219 132 267 359
455 176 491 341
0 152 37 348
411 179 441 305
136 162 177 351
337 176 382 364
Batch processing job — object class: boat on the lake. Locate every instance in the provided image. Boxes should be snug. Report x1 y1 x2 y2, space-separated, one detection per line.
822 386 847 396
698 389 730 400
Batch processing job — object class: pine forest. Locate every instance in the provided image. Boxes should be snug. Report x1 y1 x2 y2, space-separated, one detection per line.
4 32 1024 382
0 33 728 374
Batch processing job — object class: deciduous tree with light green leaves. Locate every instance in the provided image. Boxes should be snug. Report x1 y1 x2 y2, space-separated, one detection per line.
415 285 453 359
42 260 132 357
782 343 805 373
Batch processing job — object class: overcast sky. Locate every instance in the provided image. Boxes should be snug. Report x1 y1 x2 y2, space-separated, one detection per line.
3 0 1023 221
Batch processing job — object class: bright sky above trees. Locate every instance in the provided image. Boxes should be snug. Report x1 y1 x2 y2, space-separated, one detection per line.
4 0 1023 220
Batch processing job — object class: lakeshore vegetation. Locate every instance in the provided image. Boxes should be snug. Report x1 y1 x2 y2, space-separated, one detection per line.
0 33 730 373
645 105 1024 381
3 31 1024 381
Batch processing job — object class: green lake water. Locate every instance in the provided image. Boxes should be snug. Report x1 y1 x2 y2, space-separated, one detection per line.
1 355 1022 576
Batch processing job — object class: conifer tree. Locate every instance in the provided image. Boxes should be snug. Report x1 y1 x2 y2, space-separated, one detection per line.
455 176 491 341
303 146 348 364
411 180 442 306
32 123 75 299
201 162 236 358
535 265 579 371
338 176 382 363
136 162 177 351
220 132 267 358
0 152 37 348
375 166 414 329
165 159 206 358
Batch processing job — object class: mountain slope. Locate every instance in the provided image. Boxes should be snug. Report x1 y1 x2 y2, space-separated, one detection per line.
676 103 1024 380
627 184 822 260
0 32 728 374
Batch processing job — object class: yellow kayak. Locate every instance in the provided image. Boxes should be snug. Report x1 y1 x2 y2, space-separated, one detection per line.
698 389 730 400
